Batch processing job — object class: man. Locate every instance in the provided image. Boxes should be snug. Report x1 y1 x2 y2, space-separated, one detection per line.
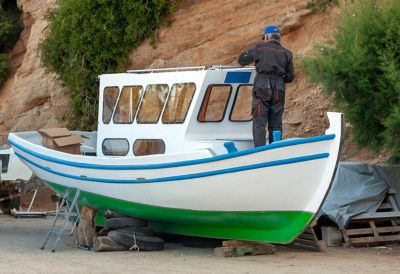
238 25 294 147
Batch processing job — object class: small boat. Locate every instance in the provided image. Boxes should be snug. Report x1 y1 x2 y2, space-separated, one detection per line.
8 66 343 243
1 136 33 214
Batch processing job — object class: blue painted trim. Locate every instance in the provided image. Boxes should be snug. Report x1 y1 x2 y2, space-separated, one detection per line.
224 142 238 153
15 151 329 184
8 134 335 170
224 72 251 84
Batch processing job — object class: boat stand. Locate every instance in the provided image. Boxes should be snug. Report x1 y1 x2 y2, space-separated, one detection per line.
41 187 81 252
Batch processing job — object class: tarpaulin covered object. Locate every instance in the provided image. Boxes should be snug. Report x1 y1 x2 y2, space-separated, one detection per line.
318 162 400 228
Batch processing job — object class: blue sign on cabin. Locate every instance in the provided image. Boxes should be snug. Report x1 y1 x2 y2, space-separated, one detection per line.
224 72 251 84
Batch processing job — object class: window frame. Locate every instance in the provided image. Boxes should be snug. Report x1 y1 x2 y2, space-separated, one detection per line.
162 82 196 124
136 84 170 124
197 84 232 123
102 86 120 125
112 85 144 125
229 84 254 122
101 138 130 156
133 139 166 156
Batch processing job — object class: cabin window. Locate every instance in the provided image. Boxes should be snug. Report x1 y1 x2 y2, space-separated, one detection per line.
113 86 143 124
162 83 196 124
102 138 129 156
133 139 166 156
137 84 169 124
197 85 232 122
230 85 253 122
102 87 119 124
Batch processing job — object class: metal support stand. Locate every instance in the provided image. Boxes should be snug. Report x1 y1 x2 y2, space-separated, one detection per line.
27 188 38 212
41 187 80 252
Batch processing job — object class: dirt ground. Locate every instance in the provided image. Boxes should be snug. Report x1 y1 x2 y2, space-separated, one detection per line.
0 215 399 274
20 185 57 212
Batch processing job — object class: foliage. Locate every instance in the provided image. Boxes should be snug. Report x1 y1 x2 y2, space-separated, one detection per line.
307 0 339 12
40 0 179 130
302 0 400 163
0 0 22 87
0 54 9 86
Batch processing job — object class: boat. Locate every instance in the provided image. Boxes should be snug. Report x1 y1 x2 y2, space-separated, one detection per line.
1 135 33 214
8 66 343 243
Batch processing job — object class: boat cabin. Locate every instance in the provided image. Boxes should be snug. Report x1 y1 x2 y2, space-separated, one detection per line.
97 66 256 157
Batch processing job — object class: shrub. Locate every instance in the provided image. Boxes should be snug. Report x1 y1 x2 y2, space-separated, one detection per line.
302 0 400 163
307 0 339 12
40 0 179 130
0 0 22 87
0 53 9 86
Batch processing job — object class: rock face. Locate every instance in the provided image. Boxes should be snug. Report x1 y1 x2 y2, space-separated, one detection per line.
0 0 389 162
128 0 389 163
129 0 336 138
0 0 69 132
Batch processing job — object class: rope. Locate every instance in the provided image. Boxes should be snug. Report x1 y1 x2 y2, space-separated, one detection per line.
129 233 140 252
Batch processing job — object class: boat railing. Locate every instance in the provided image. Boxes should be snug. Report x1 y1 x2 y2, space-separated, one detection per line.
209 65 255 71
127 65 255 74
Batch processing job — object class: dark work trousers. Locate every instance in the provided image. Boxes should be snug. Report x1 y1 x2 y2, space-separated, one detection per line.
252 89 285 147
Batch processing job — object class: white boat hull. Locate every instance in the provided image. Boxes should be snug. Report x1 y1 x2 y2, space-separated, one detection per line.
8 112 343 243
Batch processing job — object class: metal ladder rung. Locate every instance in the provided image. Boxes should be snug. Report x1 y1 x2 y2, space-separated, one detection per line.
57 213 79 217
41 187 81 252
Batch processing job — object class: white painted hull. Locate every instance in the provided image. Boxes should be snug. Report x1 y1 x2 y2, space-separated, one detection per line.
9 113 343 215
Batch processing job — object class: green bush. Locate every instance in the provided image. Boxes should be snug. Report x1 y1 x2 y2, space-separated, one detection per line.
0 0 22 87
302 0 400 163
40 0 179 130
307 0 339 12
0 53 9 86
0 0 22 52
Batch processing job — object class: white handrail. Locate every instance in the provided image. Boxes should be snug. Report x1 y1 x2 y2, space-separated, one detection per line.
127 65 255 74
127 66 208 73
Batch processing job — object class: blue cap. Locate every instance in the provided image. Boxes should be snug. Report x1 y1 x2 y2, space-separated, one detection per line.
264 25 280 35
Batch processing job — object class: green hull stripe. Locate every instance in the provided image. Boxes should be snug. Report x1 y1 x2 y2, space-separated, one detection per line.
47 182 313 244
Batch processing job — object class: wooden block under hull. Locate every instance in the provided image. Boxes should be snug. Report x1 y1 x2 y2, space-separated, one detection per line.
214 240 276 257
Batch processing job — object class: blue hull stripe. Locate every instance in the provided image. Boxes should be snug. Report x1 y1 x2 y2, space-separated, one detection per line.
8 134 335 170
15 151 329 184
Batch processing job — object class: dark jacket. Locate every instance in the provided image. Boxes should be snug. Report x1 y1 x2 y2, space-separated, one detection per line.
238 41 295 85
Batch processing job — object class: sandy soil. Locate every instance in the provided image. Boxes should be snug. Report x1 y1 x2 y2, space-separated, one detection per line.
0 215 399 274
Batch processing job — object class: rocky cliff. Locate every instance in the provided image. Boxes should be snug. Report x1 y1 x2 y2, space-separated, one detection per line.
0 0 68 133
0 0 389 162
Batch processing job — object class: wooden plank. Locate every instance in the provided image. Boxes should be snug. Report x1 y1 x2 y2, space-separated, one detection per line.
317 240 327 251
388 195 399 211
369 221 380 237
308 219 317 228
378 203 393 210
341 229 351 246
293 238 319 247
222 240 273 247
387 194 400 225
291 243 321 252
292 225 323 251
297 233 316 241
344 226 400 236
93 236 128 252
349 234 400 246
214 244 276 257
352 211 400 220
76 205 97 248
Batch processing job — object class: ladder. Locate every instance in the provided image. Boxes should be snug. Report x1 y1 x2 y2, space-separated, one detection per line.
41 187 81 252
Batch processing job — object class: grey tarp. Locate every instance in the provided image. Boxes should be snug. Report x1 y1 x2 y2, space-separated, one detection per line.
318 162 400 228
